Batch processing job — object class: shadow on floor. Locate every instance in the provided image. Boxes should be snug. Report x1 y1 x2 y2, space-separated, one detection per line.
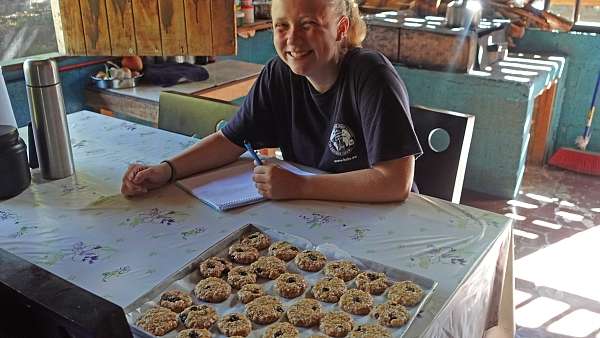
462 165 600 338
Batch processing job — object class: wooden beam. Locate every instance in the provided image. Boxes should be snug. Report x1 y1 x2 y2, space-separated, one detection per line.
79 0 112 55
184 0 213 55
106 0 137 55
158 0 188 55
527 80 558 166
211 0 236 55
50 0 86 55
132 0 162 55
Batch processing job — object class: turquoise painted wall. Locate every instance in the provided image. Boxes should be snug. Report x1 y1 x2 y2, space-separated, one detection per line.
219 30 277 65
2 57 105 128
515 29 600 153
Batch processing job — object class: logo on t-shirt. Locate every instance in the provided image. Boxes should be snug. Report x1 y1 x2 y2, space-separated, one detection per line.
328 123 355 157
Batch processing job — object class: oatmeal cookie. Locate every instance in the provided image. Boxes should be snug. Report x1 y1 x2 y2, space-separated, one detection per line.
240 231 271 250
194 277 231 303
262 322 299 338
387 280 424 307
355 271 391 295
339 289 373 315
237 283 266 304
251 256 287 279
179 304 218 329
136 307 178 336
348 323 391 337
245 295 284 325
268 241 299 261
217 313 252 337
319 311 354 337
323 260 360 282
286 298 323 327
227 265 257 289
228 243 260 265
178 328 212 338
294 250 327 272
275 272 307 298
159 289 193 313
312 276 347 303
371 302 410 327
199 256 232 278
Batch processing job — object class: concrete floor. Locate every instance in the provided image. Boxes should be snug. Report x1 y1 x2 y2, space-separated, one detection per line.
463 165 600 338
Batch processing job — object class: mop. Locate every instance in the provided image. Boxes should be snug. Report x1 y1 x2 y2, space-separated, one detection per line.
549 71 600 176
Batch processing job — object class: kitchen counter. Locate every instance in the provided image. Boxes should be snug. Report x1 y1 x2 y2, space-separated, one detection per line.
85 59 263 124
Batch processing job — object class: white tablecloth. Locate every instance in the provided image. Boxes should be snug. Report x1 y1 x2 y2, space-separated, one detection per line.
0 111 511 337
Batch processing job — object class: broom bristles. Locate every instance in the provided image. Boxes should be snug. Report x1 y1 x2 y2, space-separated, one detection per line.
548 147 600 176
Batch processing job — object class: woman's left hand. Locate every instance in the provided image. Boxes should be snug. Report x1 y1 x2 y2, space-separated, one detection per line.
252 163 304 199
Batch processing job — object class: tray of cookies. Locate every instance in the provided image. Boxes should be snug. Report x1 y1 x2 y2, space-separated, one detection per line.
124 224 438 337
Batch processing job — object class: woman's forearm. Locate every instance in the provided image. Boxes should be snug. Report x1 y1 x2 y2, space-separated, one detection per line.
298 156 415 203
168 131 245 180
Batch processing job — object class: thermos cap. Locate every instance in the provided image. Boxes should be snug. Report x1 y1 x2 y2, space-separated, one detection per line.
23 59 60 87
0 125 18 147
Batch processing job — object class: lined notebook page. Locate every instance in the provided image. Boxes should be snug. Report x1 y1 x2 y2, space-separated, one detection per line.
176 158 315 211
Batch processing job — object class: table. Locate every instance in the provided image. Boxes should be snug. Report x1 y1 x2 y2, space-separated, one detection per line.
0 111 512 337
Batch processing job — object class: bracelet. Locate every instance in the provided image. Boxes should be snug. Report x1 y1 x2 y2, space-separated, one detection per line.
161 160 177 183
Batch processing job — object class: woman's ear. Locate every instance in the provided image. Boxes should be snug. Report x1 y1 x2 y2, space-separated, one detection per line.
336 15 350 41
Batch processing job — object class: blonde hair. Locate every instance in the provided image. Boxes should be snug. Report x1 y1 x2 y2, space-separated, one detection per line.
330 0 367 48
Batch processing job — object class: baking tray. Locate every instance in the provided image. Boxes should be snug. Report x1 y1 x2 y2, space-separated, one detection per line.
125 224 438 337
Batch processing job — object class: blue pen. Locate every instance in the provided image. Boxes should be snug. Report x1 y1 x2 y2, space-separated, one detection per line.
243 140 263 165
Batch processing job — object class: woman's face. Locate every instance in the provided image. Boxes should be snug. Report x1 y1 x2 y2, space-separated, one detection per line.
271 0 346 80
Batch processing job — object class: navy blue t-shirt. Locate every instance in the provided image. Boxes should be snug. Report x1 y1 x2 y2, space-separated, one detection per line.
222 48 422 174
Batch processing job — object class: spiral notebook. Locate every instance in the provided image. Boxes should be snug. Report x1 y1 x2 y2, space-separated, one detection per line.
176 158 314 211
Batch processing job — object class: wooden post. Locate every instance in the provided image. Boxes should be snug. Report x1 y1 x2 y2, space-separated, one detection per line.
527 80 558 166
211 0 237 55
158 0 188 56
50 0 87 55
106 0 137 55
132 0 162 55
184 0 213 55
79 0 112 55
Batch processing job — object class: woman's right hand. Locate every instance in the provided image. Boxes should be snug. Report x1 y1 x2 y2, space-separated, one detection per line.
121 162 172 197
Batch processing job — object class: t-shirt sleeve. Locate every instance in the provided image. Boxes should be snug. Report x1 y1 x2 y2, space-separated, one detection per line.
221 60 280 149
358 64 422 166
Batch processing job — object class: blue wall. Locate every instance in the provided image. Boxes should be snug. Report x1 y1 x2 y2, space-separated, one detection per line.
515 29 600 153
2 57 105 128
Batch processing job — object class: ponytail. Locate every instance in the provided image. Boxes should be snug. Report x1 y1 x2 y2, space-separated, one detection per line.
332 0 367 48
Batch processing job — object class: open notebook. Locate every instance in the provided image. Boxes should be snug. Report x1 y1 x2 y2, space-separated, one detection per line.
176 158 315 211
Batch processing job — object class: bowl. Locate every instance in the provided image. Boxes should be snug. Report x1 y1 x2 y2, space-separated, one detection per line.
91 74 143 89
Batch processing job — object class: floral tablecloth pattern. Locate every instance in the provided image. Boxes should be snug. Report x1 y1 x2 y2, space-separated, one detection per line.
0 111 511 338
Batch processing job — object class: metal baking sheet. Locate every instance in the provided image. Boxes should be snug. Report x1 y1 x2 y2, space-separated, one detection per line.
125 224 438 337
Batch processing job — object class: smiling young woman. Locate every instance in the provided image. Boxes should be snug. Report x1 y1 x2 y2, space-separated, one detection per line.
121 0 422 204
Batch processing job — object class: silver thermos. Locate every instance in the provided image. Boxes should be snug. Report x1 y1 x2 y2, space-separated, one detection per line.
24 59 74 180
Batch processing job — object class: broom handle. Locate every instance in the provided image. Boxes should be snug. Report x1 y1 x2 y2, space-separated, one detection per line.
583 72 600 139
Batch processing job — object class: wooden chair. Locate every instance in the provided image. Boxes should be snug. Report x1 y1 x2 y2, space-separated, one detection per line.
411 105 475 203
158 91 239 138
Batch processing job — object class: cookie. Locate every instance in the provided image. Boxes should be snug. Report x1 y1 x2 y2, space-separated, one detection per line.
227 265 257 289
294 250 327 272
251 256 287 279
323 260 360 282
355 271 391 295
319 311 354 337
159 289 193 313
237 283 266 304
339 289 373 315
217 313 252 337
268 241 300 261
136 307 178 336
286 298 323 327
199 256 233 278
194 277 231 303
228 244 260 265
179 304 218 329
348 323 391 337
245 295 284 325
275 272 307 298
240 231 271 250
371 302 410 327
262 322 299 338
312 276 347 303
178 328 212 338
387 280 424 307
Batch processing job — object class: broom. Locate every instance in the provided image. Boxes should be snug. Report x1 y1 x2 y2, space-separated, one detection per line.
548 71 600 176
